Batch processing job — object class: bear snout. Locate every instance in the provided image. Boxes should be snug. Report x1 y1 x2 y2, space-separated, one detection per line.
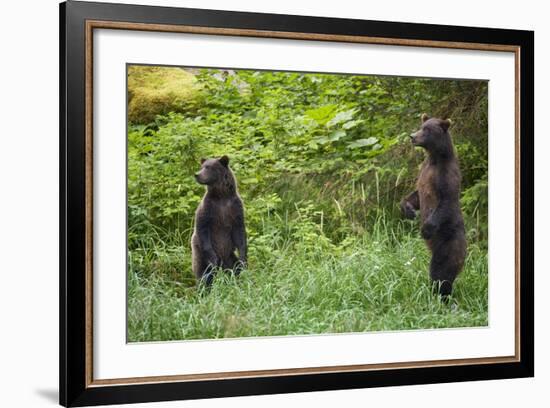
410 129 426 146
194 173 204 184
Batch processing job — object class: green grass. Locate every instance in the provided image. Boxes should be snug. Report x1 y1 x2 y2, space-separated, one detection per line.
127 217 488 342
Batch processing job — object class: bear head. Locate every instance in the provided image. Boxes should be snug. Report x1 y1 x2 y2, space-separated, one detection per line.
410 114 453 157
194 156 231 186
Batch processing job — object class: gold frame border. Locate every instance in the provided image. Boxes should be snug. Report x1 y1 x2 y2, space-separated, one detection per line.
84 20 522 388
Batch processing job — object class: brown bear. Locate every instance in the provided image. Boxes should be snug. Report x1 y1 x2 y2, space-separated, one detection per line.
401 114 467 298
191 156 247 286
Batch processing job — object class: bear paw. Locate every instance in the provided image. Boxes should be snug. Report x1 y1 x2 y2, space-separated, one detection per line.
401 202 417 220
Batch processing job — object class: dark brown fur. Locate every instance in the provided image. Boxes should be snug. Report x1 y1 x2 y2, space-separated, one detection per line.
401 114 467 298
191 156 247 286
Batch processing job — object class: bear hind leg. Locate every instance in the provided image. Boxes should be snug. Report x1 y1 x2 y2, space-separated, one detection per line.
192 241 217 287
220 253 241 276
429 238 465 299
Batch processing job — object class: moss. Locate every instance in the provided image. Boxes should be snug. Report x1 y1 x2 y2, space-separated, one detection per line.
128 65 200 124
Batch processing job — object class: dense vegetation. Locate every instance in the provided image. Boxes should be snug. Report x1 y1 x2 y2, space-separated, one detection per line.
127 65 488 342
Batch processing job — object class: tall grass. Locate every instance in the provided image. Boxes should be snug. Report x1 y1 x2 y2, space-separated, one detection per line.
127 214 488 342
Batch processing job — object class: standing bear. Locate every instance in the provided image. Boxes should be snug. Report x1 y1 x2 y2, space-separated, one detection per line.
401 114 467 298
191 156 247 286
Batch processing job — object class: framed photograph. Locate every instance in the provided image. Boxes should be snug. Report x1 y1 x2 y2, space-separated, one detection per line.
60 1 534 406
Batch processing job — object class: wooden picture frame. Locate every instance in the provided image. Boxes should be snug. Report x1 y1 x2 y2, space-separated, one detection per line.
60 1 534 406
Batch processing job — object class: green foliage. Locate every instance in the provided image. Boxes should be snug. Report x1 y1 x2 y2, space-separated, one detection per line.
127 67 489 341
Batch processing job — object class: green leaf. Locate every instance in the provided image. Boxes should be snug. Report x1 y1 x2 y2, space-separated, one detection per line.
241 177 259 185
342 119 364 130
329 130 346 141
327 108 357 127
347 137 378 149
315 136 331 144
304 105 338 125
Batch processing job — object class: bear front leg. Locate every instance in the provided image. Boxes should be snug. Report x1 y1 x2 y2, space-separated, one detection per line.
424 174 458 240
401 190 419 220
421 200 454 240
421 215 437 240
231 216 247 274
196 217 219 269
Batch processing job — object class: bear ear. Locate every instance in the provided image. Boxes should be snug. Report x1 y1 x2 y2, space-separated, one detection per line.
421 113 430 123
219 155 230 167
200 158 206 164
440 119 452 131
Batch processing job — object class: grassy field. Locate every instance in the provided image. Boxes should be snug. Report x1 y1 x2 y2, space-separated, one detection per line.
127 216 488 342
